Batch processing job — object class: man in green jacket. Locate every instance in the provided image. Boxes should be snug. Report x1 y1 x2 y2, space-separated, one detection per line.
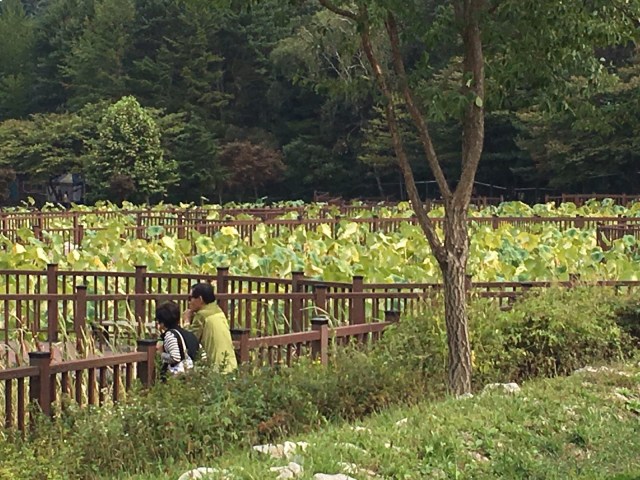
184 282 237 373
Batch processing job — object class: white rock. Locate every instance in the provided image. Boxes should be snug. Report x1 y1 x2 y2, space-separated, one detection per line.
384 442 403 452
350 426 372 434
457 392 474 400
177 467 218 480
252 441 309 459
573 366 612 375
270 462 303 479
469 451 490 463
313 475 357 480
338 462 378 478
395 417 408 426
337 443 368 454
483 382 520 394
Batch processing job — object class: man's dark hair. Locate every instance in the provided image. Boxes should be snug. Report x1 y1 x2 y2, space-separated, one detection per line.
190 282 216 304
155 301 180 329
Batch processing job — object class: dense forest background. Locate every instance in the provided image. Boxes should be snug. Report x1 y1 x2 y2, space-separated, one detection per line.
0 0 638 205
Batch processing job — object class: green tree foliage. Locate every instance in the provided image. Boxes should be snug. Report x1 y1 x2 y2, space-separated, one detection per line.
0 0 639 205
60 0 135 109
0 109 97 179
86 96 178 203
518 61 640 193
0 0 36 119
32 0 95 112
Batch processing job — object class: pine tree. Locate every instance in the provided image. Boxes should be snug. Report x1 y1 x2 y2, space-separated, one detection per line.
0 0 36 119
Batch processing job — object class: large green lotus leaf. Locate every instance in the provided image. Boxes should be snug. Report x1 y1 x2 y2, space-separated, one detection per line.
161 236 176 251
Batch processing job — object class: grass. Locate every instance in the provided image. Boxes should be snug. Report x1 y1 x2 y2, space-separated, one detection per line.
113 363 640 480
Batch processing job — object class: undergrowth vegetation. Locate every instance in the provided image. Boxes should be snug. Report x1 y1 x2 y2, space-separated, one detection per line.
1 286 639 479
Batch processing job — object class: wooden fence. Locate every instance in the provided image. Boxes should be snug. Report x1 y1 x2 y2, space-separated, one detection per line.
4 214 640 250
597 222 640 249
3 266 640 432
545 194 640 206
3 265 640 350
1 196 511 233
1 316 396 432
1 340 156 431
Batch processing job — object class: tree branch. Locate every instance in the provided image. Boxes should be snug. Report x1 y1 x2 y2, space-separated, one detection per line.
357 9 445 261
317 1 445 261
384 12 452 203
317 0 359 21
454 0 485 210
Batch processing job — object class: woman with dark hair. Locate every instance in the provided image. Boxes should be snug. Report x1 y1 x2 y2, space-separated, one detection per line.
155 301 200 377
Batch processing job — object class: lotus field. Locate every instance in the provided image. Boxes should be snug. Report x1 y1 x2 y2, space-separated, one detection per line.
0 200 640 284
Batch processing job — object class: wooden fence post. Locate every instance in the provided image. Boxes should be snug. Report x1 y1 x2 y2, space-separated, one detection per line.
177 213 185 239
74 285 87 354
351 276 365 325
216 267 230 317
291 271 304 332
313 285 327 317
465 274 473 300
136 212 144 240
29 351 52 417
569 273 581 288
47 263 59 342
136 339 156 387
134 265 147 331
231 328 250 364
311 316 329 366
77 224 85 246
33 220 42 241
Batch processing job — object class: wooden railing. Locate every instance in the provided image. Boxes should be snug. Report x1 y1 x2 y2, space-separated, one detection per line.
1 196 512 232
1 340 156 431
5 215 640 251
545 194 640 206
597 222 640 249
1 317 396 432
3 266 640 351
4 269 640 431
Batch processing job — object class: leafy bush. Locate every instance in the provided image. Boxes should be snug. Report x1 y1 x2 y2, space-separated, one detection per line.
500 286 635 379
609 293 640 347
375 286 637 388
3 347 423 479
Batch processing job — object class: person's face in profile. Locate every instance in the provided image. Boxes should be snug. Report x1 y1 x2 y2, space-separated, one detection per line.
188 291 204 311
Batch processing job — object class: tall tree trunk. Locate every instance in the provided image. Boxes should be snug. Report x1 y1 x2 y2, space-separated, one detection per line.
318 0 483 395
441 204 472 394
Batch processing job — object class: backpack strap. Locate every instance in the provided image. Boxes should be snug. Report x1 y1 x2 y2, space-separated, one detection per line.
169 329 188 362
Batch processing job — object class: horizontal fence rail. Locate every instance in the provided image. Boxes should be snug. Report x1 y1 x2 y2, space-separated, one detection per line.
545 194 640 206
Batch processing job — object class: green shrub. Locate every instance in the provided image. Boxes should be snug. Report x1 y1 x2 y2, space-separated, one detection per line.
375 286 636 388
3 344 424 479
501 286 635 379
609 292 640 347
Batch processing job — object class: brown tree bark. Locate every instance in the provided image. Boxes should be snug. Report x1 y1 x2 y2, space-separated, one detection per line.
318 0 484 395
